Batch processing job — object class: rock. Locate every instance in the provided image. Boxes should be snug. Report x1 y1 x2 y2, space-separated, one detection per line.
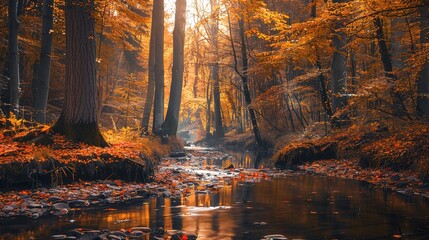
55 208 69 215
397 182 408 188
110 231 127 238
128 230 144 238
420 182 429 189
69 200 90 208
66 230 83 238
130 227 151 233
28 203 43 208
53 202 70 211
170 152 186 158
2 205 14 212
107 235 123 240
390 174 400 181
51 235 67 239
48 196 63 203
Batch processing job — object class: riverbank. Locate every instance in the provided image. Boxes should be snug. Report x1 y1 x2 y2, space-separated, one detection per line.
0 147 276 221
274 123 429 198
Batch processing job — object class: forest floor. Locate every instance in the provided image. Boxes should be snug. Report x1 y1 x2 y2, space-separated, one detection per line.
0 116 181 219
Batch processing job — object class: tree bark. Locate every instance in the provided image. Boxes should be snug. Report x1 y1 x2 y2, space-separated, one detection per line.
141 2 156 133
33 0 54 123
374 17 408 118
8 0 20 115
417 1 429 120
210 0 224 138
52 0 107 147
152 0 165 135
311 0 333 119
330 27 348 112
193 29 199 98
163 0 186 136
238 17 264 148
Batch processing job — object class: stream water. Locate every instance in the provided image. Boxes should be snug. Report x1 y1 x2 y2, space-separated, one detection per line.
1 148 429 240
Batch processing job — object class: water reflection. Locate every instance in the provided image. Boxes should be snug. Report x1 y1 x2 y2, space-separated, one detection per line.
224 150 272 169
1 176 429 240
2 148 429 240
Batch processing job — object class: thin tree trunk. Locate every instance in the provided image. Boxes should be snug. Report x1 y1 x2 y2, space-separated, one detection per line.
206 77 212 138
163 0 186 136
8 0 20 115
238 17 264 148
33 0 54 123
284 94 295 132
311 0 333 118
141 2 157 133
152 0 165 135
193 30 199 98
417 0 429 120
210 0 224 138
52 0 107 147
374 17 409 118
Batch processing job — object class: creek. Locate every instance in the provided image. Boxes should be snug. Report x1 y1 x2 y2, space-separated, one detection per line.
0 147 429 240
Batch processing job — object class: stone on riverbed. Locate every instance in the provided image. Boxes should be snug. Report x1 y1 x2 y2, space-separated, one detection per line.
170 152 186 158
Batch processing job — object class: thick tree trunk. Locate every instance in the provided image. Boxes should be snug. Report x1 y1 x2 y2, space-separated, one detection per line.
8 0 20 115
417 1 429 120
210 0 224 138
330 29 348 112
330 0 349 113
163 0 186 136
238 17 264 148
52 0 107 147
374 17 408 118
33 0 54 123
141 3 157 133
152 0 165 135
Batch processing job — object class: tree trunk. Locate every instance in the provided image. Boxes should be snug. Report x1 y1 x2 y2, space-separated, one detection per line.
193 30 199 98
8 0 20 115
330 27 348 112
163 0 186 136
238 17 264 148
206 78 212 138
210 0 224 138
152 0 165 135
417 1 429 120
33 0 54 123
51 0 107 147
311 0 333 119
141 2 156 133
374 17 408 118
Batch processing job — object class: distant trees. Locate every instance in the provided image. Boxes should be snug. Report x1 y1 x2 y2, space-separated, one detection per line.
417 1 429 120
51 0 107 147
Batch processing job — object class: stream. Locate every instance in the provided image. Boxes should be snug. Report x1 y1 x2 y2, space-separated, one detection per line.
1 147 429 240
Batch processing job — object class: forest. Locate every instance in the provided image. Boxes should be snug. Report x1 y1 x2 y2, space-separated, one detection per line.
0 0 429 239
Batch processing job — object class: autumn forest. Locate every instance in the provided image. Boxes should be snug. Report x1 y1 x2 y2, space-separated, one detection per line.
0 0 429 239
